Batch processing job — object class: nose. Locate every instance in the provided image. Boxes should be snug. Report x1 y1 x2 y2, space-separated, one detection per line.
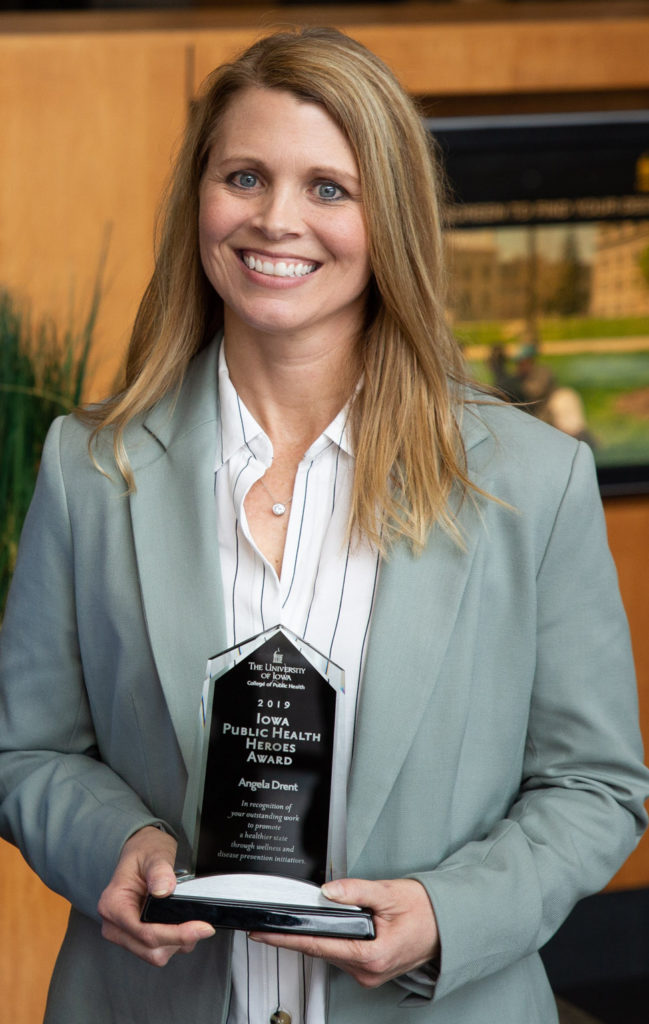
252 185 302 239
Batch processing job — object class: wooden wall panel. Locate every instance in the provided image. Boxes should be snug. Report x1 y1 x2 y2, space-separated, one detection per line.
190 12 649 97
603 496 649 891
0 32 190 400
0 840 68 1024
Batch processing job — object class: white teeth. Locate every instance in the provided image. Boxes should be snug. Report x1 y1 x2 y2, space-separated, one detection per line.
243 254 315 278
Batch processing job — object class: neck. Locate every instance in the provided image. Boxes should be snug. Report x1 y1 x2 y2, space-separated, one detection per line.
223 323 360 450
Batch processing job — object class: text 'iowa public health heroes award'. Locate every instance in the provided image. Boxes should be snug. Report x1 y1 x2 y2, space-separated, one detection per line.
142 626 374 938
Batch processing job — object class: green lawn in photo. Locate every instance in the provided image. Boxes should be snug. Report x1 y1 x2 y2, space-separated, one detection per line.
456 316 649 349
466 332 649 470
539 316 649 342
541 351 649 467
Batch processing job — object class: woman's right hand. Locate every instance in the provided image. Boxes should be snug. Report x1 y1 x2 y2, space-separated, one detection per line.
97 825 215 966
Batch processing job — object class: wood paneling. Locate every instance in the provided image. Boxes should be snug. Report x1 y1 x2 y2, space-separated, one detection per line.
189 10 649 98
0 31 190 399
0 840 68 1024
603 496 649 891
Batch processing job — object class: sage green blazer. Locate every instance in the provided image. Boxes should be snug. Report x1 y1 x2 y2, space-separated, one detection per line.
1 341 647 1024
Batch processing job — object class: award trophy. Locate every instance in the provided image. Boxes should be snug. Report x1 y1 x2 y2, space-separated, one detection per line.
142 626 374 939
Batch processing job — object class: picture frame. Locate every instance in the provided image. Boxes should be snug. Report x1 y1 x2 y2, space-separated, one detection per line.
430 110 649 495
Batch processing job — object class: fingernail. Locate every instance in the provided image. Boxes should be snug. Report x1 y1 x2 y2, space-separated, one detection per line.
321 881 343 899
194 924 215 940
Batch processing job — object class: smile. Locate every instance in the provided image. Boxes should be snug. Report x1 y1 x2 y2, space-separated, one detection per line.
241 251 318 278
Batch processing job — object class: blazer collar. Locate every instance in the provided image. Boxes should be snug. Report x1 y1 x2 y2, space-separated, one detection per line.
134 339 223 463
128 339 228 770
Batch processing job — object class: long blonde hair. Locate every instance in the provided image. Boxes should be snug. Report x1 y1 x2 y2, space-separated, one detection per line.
83 26 478 552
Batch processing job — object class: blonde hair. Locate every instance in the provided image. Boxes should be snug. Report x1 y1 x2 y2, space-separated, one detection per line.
83 26 478 552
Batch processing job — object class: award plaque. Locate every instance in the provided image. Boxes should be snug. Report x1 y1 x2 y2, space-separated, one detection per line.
142 626 374 939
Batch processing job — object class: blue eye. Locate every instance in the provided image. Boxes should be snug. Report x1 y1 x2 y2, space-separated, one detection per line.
316 182 345 201
232 172 258 189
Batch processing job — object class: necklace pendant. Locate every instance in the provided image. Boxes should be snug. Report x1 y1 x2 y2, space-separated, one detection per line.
271 502 287 517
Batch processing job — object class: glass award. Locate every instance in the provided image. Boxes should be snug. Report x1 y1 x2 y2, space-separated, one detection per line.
142 626 374 939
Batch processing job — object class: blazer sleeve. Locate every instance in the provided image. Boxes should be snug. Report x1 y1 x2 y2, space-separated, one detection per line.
0 417 165 921
409 440 649 1003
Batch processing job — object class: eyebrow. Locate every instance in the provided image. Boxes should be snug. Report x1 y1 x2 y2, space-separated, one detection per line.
310 165 361 183
214 155 360 185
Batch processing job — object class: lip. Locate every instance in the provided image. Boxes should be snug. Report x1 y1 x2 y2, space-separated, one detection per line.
240 248 318 263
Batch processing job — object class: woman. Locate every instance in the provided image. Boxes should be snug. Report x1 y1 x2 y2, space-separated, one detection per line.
1 27 647 1024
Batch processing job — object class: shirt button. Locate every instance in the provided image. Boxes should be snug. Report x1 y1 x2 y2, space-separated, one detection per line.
270 1012 291 1024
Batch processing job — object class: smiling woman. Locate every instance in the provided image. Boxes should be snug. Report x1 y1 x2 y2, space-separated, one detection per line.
1 25 648 1024
78 26 466 555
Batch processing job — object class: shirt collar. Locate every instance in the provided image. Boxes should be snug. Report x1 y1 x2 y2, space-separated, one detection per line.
217 344 270 469
216 342 354 471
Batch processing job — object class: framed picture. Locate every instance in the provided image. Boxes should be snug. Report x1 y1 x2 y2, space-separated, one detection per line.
429 111 649 495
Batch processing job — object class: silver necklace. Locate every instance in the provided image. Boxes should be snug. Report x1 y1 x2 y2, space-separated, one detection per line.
258 476 293 517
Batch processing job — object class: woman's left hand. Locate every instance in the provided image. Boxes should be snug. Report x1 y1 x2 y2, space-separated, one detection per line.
249 877 439 988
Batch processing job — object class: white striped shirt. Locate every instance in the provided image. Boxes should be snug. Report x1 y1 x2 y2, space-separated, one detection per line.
215 346 380 1024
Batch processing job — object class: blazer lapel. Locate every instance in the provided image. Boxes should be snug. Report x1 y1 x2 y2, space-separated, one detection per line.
347 403 492 870
128 342 228 769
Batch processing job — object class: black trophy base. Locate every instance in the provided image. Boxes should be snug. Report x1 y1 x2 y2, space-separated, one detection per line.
141 873 375 939
142 893 375 938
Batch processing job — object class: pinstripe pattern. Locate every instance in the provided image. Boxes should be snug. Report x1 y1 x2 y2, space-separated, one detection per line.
215 347 379 1024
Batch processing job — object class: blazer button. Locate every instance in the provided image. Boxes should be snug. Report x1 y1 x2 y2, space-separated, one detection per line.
270 1012 291 1024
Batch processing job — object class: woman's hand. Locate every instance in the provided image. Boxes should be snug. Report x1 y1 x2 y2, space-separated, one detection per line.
97 826 215 966
250 877 439 988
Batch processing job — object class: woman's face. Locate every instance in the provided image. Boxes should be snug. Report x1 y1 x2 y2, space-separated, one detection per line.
198 87 371 348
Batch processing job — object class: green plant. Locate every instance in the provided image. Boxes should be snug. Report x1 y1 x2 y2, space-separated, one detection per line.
0 270 103 615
